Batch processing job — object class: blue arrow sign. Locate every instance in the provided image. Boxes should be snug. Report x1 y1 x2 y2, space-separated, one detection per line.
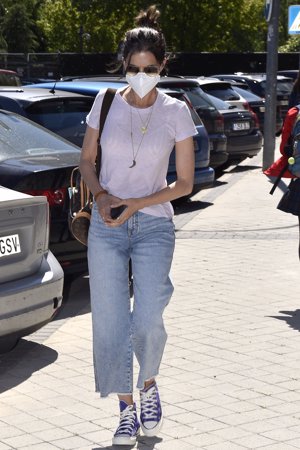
289 5 300 34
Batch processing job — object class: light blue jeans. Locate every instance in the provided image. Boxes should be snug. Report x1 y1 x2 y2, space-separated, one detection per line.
88 205 175 397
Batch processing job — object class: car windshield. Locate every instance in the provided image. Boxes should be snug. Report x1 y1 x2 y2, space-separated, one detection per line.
160 84 217 111
259 79 294 96
0 71 21 87
206 94 235 110
25 98 94 147
201 84 240 101
234 87 263 101
0 110 79 162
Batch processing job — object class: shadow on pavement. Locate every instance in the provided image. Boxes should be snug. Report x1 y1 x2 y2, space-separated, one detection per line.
0 339 58 393
270 310 300 332
54 273 91 321
174 200 213 215
93 436 162 450
228 163 261 173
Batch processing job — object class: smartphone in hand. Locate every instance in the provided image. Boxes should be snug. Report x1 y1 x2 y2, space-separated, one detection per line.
110 205 127 220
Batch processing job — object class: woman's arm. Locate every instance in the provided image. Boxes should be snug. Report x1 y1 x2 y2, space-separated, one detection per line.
79 125 104 196
79 125 120 221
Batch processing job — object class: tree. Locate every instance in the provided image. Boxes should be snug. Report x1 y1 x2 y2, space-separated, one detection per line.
1 1 40 52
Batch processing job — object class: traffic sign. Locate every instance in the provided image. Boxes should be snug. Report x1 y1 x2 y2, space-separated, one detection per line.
265 0 273 22
288 5 300 34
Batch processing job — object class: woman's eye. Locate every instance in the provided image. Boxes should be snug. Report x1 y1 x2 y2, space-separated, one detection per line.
144 67 160 76
126 66 139 75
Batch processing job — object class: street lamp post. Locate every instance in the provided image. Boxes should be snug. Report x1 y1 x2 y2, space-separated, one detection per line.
263 0 280 171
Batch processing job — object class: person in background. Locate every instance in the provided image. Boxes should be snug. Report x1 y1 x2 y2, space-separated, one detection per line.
264 103 300 259
288 71 300 108
79 4 196 446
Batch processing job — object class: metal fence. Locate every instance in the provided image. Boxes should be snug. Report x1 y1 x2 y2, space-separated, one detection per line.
0 52 299 82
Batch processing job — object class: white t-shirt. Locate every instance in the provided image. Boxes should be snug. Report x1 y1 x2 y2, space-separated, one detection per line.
86 87 197 218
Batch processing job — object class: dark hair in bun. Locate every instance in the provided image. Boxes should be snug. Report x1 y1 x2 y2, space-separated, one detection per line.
122 5 166 64
135 4 161 30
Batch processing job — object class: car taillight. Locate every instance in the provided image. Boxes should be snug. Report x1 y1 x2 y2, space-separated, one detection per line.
251 111 260 128
243 101 250 110
215 113 224 132
24 188 67 206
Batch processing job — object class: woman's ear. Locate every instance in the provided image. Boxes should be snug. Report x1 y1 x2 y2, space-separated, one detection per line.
160 58 167 74
122 58 127 74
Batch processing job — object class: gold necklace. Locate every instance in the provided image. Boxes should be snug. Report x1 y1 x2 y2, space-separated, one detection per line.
129 105 154 168
137 109 153 134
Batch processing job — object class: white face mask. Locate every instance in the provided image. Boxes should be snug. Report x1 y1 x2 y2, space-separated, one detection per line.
126 72 160 99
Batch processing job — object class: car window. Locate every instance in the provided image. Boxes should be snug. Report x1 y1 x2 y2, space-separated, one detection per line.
0 110 79 162
25 98 94 146
0 72 21 87
206 94 234 110
258 79 293 96
234 87 263 101
202 84 240 101
164 85 217 112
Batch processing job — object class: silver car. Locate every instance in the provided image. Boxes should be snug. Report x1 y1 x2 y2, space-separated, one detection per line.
0 186 64 353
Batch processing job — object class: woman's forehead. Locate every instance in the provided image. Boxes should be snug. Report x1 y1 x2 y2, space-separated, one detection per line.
128 51 159 66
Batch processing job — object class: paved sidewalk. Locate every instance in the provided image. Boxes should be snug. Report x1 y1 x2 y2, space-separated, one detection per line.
1 149 300 450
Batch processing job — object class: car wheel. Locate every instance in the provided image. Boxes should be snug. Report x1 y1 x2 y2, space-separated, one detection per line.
0 336 20 354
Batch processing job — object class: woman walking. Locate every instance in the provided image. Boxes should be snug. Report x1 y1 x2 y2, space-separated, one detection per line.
79 5 196 446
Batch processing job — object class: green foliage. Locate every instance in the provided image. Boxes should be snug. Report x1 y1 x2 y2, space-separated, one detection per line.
279 36 300 52
0 0 298 54
0 0 46 52
1 2 39 52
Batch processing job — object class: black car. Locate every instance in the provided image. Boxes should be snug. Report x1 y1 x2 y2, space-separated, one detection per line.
211 73 293 123
205 94 263 160
232 86 283 134
0 110 86 274
160 89 214 192
0 87 94 147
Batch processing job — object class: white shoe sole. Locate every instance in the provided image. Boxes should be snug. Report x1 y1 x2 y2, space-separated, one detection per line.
112 429 140 446
141 416 163 437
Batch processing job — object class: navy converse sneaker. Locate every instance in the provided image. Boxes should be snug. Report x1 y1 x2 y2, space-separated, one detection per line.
140 382 163 436
112 401 140 446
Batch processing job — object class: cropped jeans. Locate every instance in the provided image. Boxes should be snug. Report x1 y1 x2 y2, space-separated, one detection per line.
88 205 175 397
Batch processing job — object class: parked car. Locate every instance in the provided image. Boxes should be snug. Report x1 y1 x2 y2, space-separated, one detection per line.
277 70 298 80
0 109 87 274
193 77 247 110
211 73 294 122
29 80 215 191
156 78 228 169
0 87 95 147
0 186 63 353
30 77 229 169
0 69 21 86
205 94 263 160
201 82 282 135
163 90 214 192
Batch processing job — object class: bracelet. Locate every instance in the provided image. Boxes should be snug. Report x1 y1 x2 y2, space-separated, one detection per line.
94 190 108 201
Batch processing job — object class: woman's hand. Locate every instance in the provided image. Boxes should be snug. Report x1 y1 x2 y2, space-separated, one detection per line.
96 194 122 223
104 198 142 227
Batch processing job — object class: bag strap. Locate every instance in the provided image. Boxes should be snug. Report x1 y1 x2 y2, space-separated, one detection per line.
96 88 117 178
269 163 289 195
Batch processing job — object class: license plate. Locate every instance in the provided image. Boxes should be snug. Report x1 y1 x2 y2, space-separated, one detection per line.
259 107 265 112
0 234 21 258
233 121 250 131
279 100 288 105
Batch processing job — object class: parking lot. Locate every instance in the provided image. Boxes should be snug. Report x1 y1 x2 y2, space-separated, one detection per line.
2 144 300 449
